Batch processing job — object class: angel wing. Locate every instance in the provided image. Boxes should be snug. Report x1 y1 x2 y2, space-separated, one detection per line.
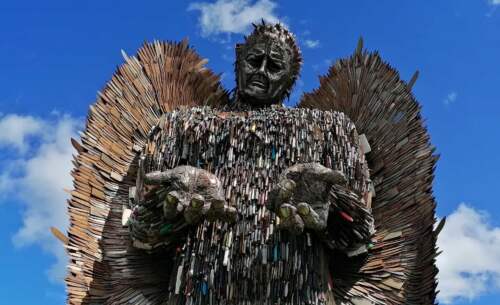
298 39 439 305
66 40 228 305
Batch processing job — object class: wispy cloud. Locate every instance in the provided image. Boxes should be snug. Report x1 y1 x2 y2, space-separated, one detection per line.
0 114 45 153
0 113 81 282
304 39 320 49
443 91 458 105
437 203 500 303
188 0 283 38
489 0 500 5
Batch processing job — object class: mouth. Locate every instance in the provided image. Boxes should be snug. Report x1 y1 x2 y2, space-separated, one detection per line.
248 75 269 92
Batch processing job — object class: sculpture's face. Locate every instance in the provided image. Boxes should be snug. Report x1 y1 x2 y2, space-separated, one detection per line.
237 39 293 106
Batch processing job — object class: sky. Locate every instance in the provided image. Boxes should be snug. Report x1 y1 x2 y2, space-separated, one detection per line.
0 1 499 304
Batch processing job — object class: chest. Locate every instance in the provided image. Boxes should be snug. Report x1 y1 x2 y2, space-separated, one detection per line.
143 107 366 305
144 107 365 196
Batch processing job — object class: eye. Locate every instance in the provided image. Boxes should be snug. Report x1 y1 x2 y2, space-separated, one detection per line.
246 55 262 68
267 59 283 73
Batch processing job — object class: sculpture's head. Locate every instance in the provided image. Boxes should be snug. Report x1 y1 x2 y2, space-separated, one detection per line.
235 21 302 107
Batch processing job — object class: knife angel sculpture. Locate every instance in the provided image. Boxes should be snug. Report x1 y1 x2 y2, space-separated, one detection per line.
66 22 439 305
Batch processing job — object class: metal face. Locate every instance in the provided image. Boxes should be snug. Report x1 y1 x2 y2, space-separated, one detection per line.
237 39 293 107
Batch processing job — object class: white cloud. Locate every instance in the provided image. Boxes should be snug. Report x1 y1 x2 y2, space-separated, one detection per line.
437 203 500 303
0 113 81 282
188 0 282 37
0 114 45 153
443 91 457 105
304 39 320 49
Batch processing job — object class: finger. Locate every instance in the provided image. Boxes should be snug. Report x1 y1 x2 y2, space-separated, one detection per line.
145 170 173 185
277 178 296 202
296 202 327 231
184 194 206 224
206 199 237 223
278 203 294 218
163 191 184 219
206 198 224 221
266 188 280 211
278 203 304 235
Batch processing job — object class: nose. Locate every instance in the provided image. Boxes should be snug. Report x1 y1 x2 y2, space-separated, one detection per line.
258 56 268 74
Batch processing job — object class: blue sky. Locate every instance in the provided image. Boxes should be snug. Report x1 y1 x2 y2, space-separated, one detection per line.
0 1 499 304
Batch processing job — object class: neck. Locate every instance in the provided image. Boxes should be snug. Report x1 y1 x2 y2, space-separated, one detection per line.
224 91 284 111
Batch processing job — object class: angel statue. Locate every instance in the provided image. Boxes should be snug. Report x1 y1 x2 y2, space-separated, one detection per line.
65 22 440 305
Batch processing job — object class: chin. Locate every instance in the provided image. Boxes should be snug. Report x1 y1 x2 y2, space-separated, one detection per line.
244 96 280 107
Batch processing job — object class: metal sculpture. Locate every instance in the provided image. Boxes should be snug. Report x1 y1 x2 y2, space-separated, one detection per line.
65 22 439 305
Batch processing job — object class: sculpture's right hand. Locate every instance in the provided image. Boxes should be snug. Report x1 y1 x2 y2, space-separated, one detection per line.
144 166 237 225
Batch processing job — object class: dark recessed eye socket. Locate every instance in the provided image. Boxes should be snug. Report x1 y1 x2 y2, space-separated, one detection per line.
246 55 263 68
267 60 283 73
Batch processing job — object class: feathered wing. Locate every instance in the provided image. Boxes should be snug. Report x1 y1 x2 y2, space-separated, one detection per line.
66 40 228 305
298 40 439 305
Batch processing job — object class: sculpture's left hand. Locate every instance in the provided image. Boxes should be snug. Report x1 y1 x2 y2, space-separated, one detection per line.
267 163 346 234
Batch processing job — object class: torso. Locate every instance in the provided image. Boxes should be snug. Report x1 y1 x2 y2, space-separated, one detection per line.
143 106 368 305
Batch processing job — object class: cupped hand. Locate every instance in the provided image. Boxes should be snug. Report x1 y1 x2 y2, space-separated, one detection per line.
144 165 237 225
267 163 346 234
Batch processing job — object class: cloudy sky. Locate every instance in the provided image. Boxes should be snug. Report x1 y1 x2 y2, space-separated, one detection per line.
1 1 499 304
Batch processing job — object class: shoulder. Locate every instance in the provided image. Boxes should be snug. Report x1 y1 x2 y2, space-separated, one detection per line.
166 106 219 119
287 107 358 135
